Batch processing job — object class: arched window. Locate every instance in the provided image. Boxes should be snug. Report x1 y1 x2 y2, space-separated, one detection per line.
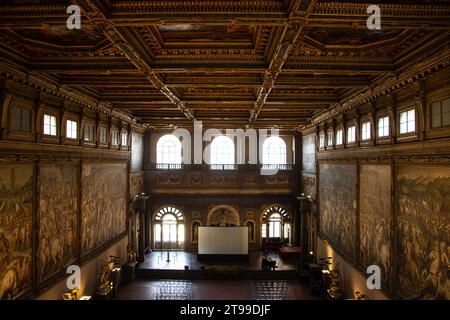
261 206 291 245
210 136 235 169
153 206 184 249
262 136 286 165
156 135 182 168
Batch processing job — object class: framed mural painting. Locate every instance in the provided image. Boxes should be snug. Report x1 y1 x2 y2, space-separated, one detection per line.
38 163 79 285
319 163 357 260
0 163 34 300
81 162 127 256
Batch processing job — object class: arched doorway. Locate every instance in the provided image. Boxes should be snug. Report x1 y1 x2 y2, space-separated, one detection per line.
153 206 184 250
261 206 291 248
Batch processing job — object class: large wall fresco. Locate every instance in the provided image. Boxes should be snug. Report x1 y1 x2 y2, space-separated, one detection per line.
360 164 391 286
0 164 33 299
38 163 78 283
81 163 127 255
397 165 450 300
319 163 357 258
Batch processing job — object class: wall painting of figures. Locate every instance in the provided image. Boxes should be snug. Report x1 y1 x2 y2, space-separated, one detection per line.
319 163 357 258
359 164 391 287
81 163 127 255
38 163 78 283
0 164 33 299
396 165 450 300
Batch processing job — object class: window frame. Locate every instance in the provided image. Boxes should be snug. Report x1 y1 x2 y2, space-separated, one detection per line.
98 125 109 146
210 135 235 169
156 134 182 167
111 128 120 147
335 128 344 146
347 125 356 145
65 119 78 140
377 115 390 139
121 130 129 148
83 120 96 143
361 121 371 141
398 108 417 136
326 130 334 149
431 97 450 129
11 105 32 133
262 136 287 165
43 113 58 137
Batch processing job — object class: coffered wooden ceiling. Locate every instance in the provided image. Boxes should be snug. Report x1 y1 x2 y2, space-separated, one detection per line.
1 1 449 129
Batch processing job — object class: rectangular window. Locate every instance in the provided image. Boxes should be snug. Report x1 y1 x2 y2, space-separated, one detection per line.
336 129 343 145
99 127 108 144
12 107 31 132
111 130 119 146
121 132 128 146
431 98 450 128
43 114 57 136
399 109 416 134
378 116 390 138
319 134 325 148
84 123 95 142
66 120 77 139
327 132 333 147
361 122 371 141
347 126 356 143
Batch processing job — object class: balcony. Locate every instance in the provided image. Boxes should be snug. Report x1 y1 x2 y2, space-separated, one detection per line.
144 163 298 195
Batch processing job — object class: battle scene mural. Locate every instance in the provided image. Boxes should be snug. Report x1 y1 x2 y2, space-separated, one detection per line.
38 163 78 283
81 163 127 255
359 164 391 287
397 165 449 300
0 164 33 299
319 163 357 258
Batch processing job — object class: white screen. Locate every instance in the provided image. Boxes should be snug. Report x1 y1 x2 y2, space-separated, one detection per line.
198 227 248 254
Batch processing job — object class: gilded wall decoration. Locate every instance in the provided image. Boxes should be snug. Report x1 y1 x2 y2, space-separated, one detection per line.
156 174 183 185
191 176 204 185
359 165 391 286
130 172 144 197
81 163 127 255
319 163 357 258
264 175 289 185
302 173 316 198
210 175 237 185
397 165 450 300
38 163 78 283
207 206 240 227
244 176 257 185
192 211 201 220
0 164 33 299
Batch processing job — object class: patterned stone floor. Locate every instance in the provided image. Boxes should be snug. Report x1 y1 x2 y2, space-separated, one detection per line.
251 280 288 300
116 279 321 300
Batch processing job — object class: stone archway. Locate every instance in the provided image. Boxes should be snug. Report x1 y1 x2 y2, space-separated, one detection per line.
207 205 240 227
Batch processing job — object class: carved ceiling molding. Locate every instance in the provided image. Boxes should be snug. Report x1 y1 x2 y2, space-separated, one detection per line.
250 0 317 122
305 48 450 128
0 61 136 124
73 0 195 121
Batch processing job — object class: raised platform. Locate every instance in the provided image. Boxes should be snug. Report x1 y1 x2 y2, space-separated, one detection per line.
136 250 300 280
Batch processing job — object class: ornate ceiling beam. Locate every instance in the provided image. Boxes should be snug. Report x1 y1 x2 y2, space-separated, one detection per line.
71 0 195 121
308 2 450 29
249 0 317 122
307 47 450 127
1 2 449 29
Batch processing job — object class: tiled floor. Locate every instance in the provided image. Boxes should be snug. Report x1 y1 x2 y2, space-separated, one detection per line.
116 279 322 300
138 250 297 271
